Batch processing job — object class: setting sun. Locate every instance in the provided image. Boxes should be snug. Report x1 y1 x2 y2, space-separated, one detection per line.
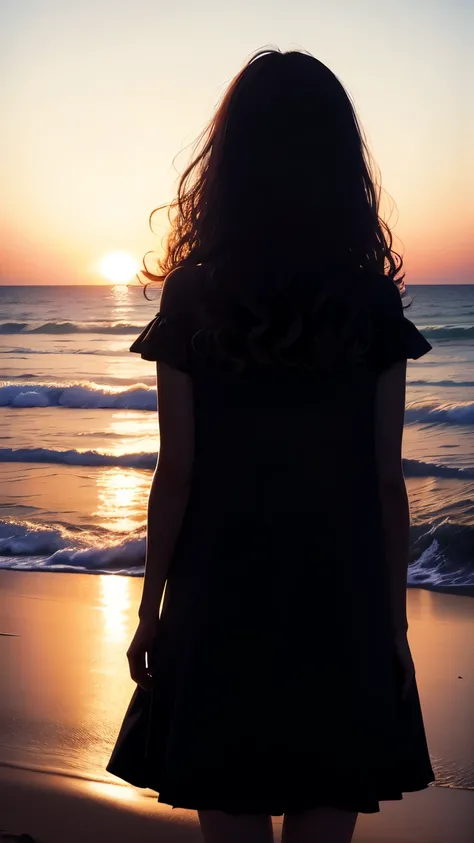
99 251 138 283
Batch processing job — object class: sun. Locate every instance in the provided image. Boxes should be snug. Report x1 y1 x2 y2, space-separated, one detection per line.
99 251 138 283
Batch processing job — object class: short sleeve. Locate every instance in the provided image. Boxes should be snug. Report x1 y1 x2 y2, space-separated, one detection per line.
371 275 432 373
129 313 190 371
129 268 193 371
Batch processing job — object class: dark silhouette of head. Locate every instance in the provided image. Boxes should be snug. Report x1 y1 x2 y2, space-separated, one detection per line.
146 49 404 369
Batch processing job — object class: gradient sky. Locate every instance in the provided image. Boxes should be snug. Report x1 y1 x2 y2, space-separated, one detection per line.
1 0 473 285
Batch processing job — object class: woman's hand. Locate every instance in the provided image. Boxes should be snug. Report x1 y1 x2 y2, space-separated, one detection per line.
394 631 416 699
127 615 159 691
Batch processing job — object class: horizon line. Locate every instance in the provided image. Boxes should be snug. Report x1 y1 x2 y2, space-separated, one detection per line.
1 281 473 288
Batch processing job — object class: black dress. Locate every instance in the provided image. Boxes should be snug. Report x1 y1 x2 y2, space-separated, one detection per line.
107 270 435 814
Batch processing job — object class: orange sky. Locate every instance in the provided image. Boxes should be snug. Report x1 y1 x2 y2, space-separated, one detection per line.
1 0 473 285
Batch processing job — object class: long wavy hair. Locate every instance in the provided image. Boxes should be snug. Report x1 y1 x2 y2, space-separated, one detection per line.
144 49 405 370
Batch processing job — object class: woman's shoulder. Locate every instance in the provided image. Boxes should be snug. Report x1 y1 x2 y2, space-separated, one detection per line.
362 271 432 370
129 265 206 368
159 264 205 320
363 271 404 318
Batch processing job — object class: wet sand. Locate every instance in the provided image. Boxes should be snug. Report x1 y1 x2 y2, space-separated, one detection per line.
0 570 473 841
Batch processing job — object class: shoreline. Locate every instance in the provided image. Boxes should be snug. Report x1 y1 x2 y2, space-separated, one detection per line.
407 583 474 597
1 566 473 598
1 757 473 797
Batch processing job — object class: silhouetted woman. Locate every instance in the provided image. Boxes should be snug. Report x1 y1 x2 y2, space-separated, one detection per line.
108 49 434 843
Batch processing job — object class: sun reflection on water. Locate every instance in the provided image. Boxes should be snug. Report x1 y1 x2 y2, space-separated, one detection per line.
110 282 133 312
104 412 159 457
94 467 150 532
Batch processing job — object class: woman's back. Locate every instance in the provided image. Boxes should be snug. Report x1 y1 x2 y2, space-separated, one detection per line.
108 49 434 838
133 266 425 527
108 262 433 813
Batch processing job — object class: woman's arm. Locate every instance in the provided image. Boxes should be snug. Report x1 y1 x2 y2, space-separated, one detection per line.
139 361 195 618
127 360 194 688
375 360 410 637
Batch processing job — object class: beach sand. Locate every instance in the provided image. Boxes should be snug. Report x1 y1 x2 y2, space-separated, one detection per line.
1 570 473 842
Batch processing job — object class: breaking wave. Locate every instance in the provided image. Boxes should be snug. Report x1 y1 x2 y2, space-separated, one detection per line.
0 519 145 575
0 321 142 335
2 383 474 425
0 382 156 410
0 447 473 478
0 447 157 469
420 325 474 340
0 346 130 357
405 400 474 425
1 517 473 586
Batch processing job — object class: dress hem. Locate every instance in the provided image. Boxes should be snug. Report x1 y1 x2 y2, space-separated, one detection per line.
157 780 435 815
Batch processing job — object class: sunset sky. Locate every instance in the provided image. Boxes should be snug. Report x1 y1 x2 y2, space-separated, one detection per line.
1 0 472 285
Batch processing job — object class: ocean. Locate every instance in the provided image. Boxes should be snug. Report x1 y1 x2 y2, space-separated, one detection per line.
1 283 474 589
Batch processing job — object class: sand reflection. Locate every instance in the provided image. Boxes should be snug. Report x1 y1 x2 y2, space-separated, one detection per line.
99 575 131 644
1 571 473 795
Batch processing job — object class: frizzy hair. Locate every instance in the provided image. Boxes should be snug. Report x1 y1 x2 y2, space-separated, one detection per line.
142 49 405 370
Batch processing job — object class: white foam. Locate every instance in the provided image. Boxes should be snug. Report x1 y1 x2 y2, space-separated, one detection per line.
420 325 474 340
12 391 50 408
1 517 473 585
0 519 146 574
45 537 146 571
403 458 474 479
0 382 157 410
0 321 142 335
2 382 473 426
1 445 472 479
406 399 474 425
0 522 69 555
408 539 474 588
0 347 130 357
0 447 157 468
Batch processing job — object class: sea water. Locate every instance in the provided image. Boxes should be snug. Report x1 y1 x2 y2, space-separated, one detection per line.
0 283 473 588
